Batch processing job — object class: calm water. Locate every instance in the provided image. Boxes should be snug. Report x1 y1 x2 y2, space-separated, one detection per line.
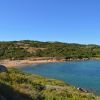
20 60 100 95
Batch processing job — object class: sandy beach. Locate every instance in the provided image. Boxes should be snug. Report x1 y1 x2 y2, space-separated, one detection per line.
0 59 65 68
0 57 99 68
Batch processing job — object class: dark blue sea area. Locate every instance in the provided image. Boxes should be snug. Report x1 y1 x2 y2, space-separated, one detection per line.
20 60 100 95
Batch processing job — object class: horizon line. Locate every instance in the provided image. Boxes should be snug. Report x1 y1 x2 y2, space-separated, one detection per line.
0 39 99 46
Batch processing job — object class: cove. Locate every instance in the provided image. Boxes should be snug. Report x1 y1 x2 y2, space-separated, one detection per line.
20 60 100 95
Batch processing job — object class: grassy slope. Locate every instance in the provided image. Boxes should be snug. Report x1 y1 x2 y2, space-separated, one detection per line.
0 69 99 100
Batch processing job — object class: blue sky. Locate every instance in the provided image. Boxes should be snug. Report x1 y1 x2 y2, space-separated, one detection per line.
0 0 99 44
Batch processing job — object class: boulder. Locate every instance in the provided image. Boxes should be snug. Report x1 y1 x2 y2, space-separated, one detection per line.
77 87 88 93
0 95 6 100
0 65 7 73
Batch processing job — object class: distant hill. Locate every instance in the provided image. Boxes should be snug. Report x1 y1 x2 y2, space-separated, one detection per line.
0 40 100 60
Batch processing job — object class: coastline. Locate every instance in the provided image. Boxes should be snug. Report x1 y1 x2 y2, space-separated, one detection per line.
0 57 100 97
0 59 65 68
0 57 100 68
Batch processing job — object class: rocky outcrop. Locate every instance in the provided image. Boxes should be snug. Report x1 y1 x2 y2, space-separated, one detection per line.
0 65 7 73
77 87 88 93
0 95 6 100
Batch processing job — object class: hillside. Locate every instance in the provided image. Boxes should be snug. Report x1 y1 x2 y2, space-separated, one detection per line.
0 68 99 100
0 40 100 60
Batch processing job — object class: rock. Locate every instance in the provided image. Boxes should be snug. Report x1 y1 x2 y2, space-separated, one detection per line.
0 65 8 73
0 95 7 100
77 87 88 93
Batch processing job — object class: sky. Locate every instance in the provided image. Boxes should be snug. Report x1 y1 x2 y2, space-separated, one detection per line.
0 0 99 44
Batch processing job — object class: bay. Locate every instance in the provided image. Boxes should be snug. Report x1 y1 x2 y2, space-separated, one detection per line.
20 60 100 95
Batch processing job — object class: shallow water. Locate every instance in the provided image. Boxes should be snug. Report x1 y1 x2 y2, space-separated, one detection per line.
20 60 100 95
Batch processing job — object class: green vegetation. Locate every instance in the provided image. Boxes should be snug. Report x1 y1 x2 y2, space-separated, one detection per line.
0 40 100 60
0 40 100 99
0 69 99 100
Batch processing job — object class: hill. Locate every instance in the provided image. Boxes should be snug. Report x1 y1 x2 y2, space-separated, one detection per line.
0 68 99 100
0 40 100 60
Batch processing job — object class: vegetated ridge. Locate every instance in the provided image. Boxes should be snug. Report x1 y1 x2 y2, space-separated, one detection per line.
0 40 100 60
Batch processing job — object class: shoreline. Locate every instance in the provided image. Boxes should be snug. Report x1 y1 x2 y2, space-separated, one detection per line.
0 59 65 68
0 57 100 68
0 58 99 96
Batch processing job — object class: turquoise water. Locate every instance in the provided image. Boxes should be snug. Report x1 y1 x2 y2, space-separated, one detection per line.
20 60 100 95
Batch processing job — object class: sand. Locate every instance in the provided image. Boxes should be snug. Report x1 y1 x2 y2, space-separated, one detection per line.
0 59 65 68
